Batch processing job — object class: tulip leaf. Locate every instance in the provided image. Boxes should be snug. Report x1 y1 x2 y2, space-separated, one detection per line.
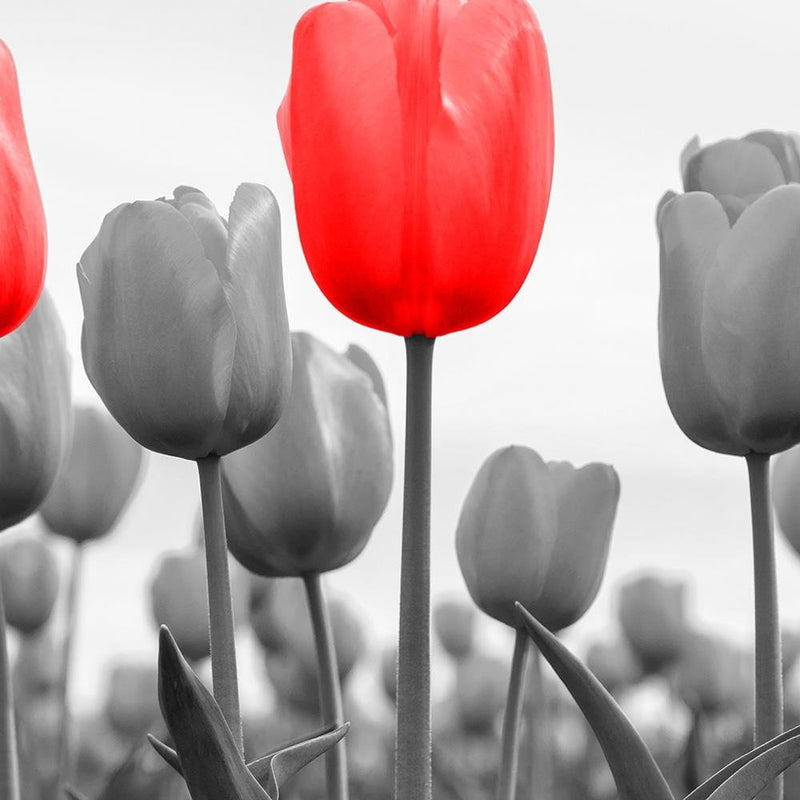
705 731 800 800
517 603 675 800
157 626 269 800
146 734 182 775
248 722 350 798
686 725 800 800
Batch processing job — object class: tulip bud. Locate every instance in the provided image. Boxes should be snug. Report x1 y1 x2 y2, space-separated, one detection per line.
453 654 508 734
250 577 366 685
223 332 393 577
672 630 747 715
149 547 247 663
585 638 643 696
617 573 687 674
432 598 475 661
773 445 800 556
278 0 553 337
0 534 58 636
0 290 71 532
77 184 292 460
456 446 619 631
103 662 160 739
658 143 800 456
0 42 47 336
40 406 143 543
12 628 60 701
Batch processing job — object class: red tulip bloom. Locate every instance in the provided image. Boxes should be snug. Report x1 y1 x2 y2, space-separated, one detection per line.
0 42 45 337
279 0 553 337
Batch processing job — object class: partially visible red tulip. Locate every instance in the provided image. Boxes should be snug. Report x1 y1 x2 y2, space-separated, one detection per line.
0 534 58 636
0 42 46 336
40 406 143 543
223 332 393 577
149 547 247 663
456 446 619 630
0 290 71 532
432 598 475 661
278 0 553 337
617 573 688 674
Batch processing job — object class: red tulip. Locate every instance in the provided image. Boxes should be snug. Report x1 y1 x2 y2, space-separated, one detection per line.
278 0 554 336
0 42 46 336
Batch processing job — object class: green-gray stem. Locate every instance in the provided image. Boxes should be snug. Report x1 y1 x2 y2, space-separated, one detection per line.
395 335 435 800
530 647 553 800
304 573 348 800
56 541 83 790
497 628 529 800
197 455 242 755
747 452 783 800
0 573 19 800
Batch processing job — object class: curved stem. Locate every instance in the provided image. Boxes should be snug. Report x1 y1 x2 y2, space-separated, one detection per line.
0 572 19 800
497 628 529 800
529 647 553 800
56 541 83 790
197 455 242 755
304 573 348 800
747 452 783 800
395 334 435 800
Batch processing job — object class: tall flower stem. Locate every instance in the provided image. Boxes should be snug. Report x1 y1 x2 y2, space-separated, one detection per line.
529 647 553 800
747 452 783 800
0 574 19 800
304 573 348 800
497 628 529 800
197 455 242 755
56 541 83 789
395 334 435 800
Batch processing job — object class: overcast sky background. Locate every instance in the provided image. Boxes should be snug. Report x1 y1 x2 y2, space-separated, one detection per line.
6 0 800 710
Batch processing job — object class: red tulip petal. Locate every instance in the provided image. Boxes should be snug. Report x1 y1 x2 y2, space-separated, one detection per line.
423 0 553 334
281 2 406 333
0 42 46 337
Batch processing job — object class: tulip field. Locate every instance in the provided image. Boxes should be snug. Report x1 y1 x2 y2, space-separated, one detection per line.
6 1 800 800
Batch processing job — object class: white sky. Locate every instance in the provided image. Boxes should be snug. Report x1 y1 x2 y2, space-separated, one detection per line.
6 0 800 709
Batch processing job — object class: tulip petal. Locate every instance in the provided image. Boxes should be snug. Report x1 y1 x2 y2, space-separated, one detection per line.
687 726 800 800
78 201 236 459
0 42 46 337
344 343 388 407
657 192 746 455
744 130 800 183
157 626 269 800
537 462 619 631
215 184 292 455
517 604 675 800
166 186 229 273
248 722 349 798
279 2 406 333
656 190 677 229
0 290 72 532
684 139 785 198
679 136 701 188
702 184 800 453
425 0 553 335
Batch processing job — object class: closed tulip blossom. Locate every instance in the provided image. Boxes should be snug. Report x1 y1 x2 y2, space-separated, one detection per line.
617 574 687 675
433 598 476 662
657 134 800 791
40 406 143 544
78 184 292 752
0 290 71 533
456 445 619 800
0 42 46 337
0 534 58 636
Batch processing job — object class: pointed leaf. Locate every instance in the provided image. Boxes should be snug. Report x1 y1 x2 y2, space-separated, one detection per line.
157 626 269 800
705 731 800 800
248 723 350 798
517 603 674 800
146 734 182 776
686 725 800 800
